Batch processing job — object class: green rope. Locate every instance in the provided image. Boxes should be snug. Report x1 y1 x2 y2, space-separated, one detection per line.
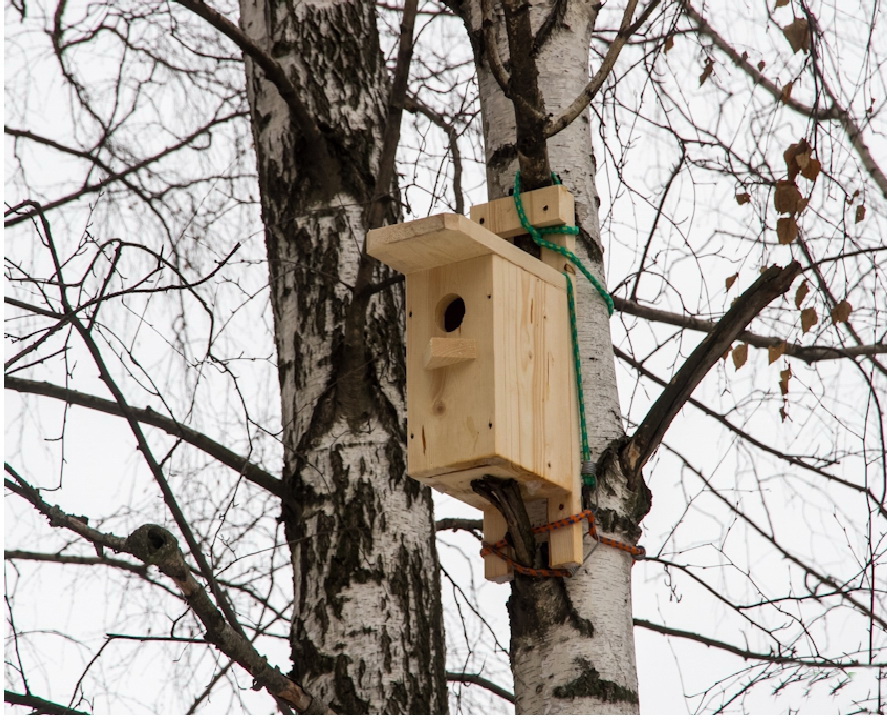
512 171 614 488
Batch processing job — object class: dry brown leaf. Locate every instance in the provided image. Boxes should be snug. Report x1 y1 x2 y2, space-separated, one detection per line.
801 306 818 333
725 272 739 291
732 343 749 370
736 192 751 205
779 366 792 395
784 139 811 179
855 204 866 223
781 81 794 102
776 0 790 6
768 342 787 364
831 299 852 325
777 216 799 244
783 17 810 53
796 197 809 215
774 180 802 214
664 35 674 53
800 157 821 181
794 279 809 309
758 59 767 71
699 57 714 86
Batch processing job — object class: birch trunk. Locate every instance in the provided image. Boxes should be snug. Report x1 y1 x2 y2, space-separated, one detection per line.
238 0 447 712
461 0 649 712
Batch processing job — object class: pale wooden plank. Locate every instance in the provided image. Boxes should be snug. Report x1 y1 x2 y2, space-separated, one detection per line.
483 508 512 583
470 185 575 238
423 337 478 369
367 213 566 287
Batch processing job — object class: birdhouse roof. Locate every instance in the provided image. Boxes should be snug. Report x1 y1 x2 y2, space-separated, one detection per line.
367 213 566 287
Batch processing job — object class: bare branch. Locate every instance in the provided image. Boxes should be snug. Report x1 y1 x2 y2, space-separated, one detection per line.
679 0 887 198
620 262 801 483
435 517 483 534
446 671 515 703
613 296 887 363
365 0 419 231
4 690 87 716
404 95 465 214
634 619 886 668
4 376 287 500
4 113 247 227
3 467 324 714
613 346 887 519
479 0 511 95
545 0 660 138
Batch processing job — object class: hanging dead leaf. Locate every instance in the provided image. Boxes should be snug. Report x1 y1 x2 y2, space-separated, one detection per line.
800 157 821 181
699 57 715 86
664 35 675 53
855 204 866 223
782 17 810 53
846 189 860 205
784 139 811 179
779 366 792 395
781 81 794 103
776 0 790 6
794 279 809 309
758 59 767 71
768 342 787 364
725 272 739 291
796 197 809 215
831 299 852 324
736 192 751 205
774 180 802 214
732 343 749 370
801 306 818 333
777 216 799 244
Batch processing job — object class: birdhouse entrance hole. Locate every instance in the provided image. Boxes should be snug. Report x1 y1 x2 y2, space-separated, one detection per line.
440 295 465 332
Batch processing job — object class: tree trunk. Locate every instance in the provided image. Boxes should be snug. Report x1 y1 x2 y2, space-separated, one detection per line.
238 0 447 712
462 0 648 712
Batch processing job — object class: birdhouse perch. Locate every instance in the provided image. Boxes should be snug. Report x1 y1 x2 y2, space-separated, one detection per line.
367 186 584 582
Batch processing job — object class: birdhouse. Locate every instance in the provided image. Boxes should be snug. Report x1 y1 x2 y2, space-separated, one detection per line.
367 186 583 581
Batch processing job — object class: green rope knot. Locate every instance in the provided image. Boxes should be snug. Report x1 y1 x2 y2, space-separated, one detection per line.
512 171 614 489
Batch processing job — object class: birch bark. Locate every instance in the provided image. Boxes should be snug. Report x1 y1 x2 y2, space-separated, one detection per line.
238 0 447 712
459 0 649 712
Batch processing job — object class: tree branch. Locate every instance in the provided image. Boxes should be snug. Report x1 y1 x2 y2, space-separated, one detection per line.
501 0 550 188
365 0 419 231
679 0 887 198
404 95 465 214
446 671 515 703
613 296 887 363
4 376 287 501
613 345 887 519
479 0 511 95
435 517 483 534
3 467 325 714
4 113 246 227
4 690 87 715
545 0 653 138
620 262 801 483
471 477 535 568
634 618 886 668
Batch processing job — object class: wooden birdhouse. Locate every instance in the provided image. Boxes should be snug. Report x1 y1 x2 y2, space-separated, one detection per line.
367 186 584 581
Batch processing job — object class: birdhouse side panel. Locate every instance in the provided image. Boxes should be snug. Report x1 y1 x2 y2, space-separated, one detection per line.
405 257 497 482
492 258 579 496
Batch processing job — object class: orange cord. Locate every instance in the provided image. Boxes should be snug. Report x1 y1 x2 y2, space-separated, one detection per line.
479 509 645 578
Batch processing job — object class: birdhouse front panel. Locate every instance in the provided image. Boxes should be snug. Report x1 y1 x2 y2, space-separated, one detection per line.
405 251 579 508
